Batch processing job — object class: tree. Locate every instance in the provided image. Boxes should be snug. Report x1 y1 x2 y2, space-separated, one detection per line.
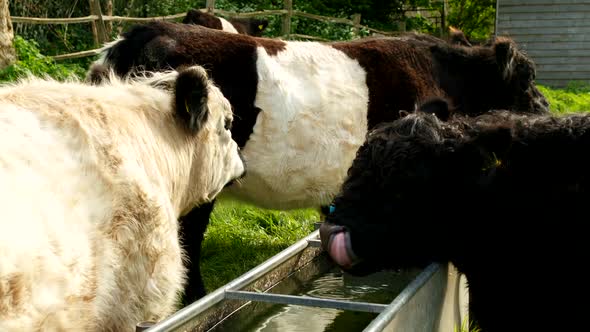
446 0 496 40
0 0 15 69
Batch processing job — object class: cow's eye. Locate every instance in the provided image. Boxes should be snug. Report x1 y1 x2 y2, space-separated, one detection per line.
224 118 232 130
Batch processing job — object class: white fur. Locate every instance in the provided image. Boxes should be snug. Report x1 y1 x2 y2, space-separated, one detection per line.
222 42 369 209
219 17 239 34
0 68 243 331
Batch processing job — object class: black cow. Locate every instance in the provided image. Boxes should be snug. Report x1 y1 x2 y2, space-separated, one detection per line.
90 21 551 303
320 98 589 332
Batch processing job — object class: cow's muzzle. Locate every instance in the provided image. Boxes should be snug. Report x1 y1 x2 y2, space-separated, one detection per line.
319 222 361 270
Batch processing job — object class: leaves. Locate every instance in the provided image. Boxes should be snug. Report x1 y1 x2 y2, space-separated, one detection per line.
0 36 86 82
446 0 496 41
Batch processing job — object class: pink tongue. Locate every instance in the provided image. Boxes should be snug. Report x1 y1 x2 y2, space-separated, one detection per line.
329 232 352 269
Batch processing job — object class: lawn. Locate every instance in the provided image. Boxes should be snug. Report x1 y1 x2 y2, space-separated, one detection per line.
538 82 590 114
200 198 320 291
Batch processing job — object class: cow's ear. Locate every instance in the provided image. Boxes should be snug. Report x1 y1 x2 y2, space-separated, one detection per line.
417 97 451 121
183 9 201 24
258 19 269 31
448 26 472 47
251 19 269 35
495 38 535 90
86 63 110 86
175 66 210 133
494 39 518 81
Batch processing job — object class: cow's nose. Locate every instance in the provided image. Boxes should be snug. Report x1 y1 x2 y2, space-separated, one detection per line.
319 222 343 252
320 222 356 269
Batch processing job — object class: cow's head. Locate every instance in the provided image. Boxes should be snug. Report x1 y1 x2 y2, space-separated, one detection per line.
183 9 224 30
432 36 550 116
228 17 269 37
171 65 246 206
448 26 472 47
87 63 245 208
319 109 449 275
319 97 516 275
182 8 268 36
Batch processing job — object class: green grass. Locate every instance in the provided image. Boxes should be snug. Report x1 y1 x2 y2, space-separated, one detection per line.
200 198 319 292
539 82 590 114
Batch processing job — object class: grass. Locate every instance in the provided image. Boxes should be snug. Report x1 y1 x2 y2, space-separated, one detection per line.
200 198 319 291
539 82 590 114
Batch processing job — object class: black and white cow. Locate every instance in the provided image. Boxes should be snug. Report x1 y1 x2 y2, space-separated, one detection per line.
90 21 551 302
320 98 590 332
183 9 268 36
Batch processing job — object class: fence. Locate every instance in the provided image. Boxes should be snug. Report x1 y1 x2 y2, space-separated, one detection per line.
10 0 404 61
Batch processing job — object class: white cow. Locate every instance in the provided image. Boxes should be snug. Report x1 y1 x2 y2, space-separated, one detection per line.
0 65 244 331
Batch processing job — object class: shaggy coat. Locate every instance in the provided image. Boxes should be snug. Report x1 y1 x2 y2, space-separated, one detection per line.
0 66 244 331
91 20 551 302
320 99 590 332
182 9 268 36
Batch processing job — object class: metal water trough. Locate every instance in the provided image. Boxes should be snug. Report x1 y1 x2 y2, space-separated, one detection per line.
139 229 469 332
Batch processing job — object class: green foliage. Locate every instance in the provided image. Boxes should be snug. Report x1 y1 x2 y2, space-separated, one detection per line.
539 83 590 114
10 0 96 55
0 36 86 83
446 0 496 41
405 14 437 34
199 199 318 293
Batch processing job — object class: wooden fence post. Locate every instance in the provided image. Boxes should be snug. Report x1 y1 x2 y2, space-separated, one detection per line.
206 0 216 13
282 0 292 38
352 13 361 37
105 0 113 37
440 0 447 37
88 0 98 45
89 0 108 45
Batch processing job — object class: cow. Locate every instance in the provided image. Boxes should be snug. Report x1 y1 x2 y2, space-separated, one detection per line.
0 65 245 331
183 8 268 36
89 20 551 302
319 97 590 332
448 26 474 47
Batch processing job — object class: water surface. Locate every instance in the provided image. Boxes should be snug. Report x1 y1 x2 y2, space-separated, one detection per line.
212 267 420 332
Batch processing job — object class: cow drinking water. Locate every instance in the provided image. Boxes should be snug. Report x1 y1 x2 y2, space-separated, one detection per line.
320 98 590 332
91 21 551 302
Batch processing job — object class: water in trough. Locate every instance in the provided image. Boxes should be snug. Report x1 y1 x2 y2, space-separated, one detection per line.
210 266 421 332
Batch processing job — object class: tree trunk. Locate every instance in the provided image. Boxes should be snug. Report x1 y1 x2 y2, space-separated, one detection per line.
0 0 16 69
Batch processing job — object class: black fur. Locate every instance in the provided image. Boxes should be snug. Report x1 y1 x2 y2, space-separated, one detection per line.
179 200 216 304
174 67 210 132
229 17 268 37
183 9 268 37
322 98 590 331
